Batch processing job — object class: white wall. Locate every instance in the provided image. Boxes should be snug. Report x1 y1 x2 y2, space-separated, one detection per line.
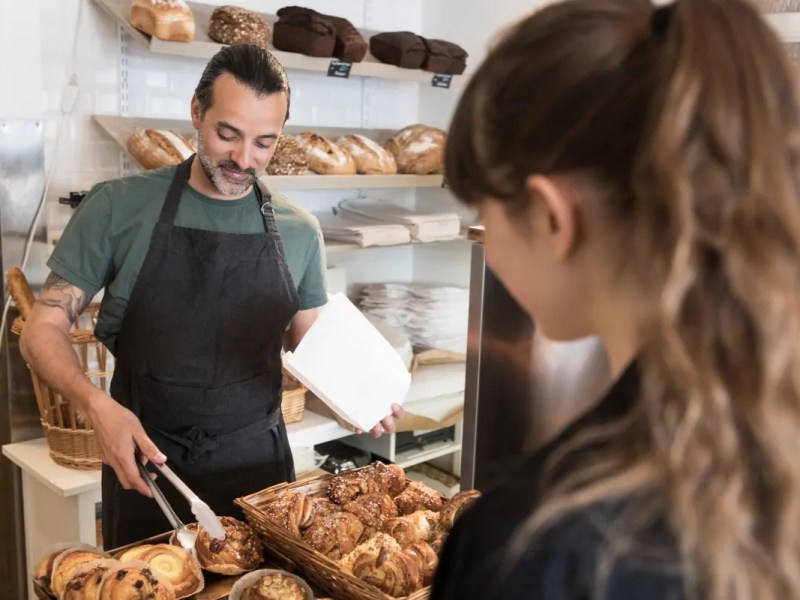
0 1 44 120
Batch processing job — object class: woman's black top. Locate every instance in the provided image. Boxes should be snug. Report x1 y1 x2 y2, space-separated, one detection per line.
431 363 686 599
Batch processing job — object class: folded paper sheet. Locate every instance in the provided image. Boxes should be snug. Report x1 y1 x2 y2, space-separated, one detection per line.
283 293 411 432
338 199 461 242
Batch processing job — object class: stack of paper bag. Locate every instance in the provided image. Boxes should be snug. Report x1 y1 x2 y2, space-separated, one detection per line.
338 199 461 242
315 210 411 248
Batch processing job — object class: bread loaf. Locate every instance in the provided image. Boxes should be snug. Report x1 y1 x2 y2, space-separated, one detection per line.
337 135 397 175
130 0 195 43
208 6 271 48
127 129 196 170
266 134 308 176
273 6 335 58
297 132 357 175
7 267 35 319
369 32 426 69
385 125 446 175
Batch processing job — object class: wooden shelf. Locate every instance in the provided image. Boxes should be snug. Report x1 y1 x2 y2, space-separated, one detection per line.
92 114 445 190
324 236 468 254
92 0 466 87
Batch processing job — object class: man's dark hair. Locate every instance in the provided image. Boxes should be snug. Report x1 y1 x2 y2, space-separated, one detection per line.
194 44 291 121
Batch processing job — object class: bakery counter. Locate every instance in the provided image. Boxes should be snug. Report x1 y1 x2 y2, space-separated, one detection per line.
2 410 353 598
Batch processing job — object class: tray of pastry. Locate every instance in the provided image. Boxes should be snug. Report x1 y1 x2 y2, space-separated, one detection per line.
236 461 481 600
30 516 325 599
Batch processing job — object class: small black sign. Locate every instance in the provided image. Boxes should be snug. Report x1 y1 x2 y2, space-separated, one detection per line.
431 73 453 89
328 60 353 78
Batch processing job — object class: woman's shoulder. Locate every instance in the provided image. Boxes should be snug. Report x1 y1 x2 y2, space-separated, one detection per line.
435 475 684 599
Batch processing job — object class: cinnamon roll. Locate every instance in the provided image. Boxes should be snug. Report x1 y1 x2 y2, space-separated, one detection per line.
343 493 399 540
404 541 439 586
393 481 443 515
194 516 263 575
384 510 439 547
439 489 481 530
339 533 423 597
301 510 364 560
328 469 382 505
365 462 407 497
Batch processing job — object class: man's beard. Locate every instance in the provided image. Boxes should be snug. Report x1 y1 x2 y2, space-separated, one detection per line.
196 129 259 196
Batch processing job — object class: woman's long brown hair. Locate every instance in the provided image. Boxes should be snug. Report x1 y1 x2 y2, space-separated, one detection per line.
446 0 800 598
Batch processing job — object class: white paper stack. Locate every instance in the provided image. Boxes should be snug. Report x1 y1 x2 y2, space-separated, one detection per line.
357 283 469 354
315 211 411 248
338 199 462 242
283 293 411 432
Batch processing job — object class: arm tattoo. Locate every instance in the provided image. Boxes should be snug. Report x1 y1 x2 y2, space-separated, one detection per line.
37 272 91 323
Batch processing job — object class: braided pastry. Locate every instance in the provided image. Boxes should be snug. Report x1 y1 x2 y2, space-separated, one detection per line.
51 548 110 597
393 481 443 515
364 462 406 497
384 510 439 547
439 489 481 530
62 559 118 600
328 469 381 505
194 516 263 575
140 544 203 598
301 510 364 560
263 490 315 537
404 541 439 586
343 493 398 539
97 565 175 600
340 533 423 597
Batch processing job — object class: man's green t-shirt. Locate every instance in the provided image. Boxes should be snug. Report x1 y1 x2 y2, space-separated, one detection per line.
48 166 327 354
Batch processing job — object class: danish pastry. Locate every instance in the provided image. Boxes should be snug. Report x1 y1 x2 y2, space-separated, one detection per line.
140 544 203 598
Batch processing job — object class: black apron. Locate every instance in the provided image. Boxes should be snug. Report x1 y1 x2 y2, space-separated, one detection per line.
102 157 299 548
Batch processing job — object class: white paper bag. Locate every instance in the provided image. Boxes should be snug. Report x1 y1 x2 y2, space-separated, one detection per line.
283 293 411 431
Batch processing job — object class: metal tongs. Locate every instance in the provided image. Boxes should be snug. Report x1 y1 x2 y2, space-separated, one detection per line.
136 454 226 550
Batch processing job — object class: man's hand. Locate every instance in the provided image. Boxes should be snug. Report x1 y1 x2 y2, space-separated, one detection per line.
87 393 166 496
356 403 405 438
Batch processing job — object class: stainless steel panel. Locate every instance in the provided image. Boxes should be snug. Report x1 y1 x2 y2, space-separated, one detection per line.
461 241 534 490
0 119 47 600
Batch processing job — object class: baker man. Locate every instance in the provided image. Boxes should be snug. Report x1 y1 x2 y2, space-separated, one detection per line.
20 44 402 548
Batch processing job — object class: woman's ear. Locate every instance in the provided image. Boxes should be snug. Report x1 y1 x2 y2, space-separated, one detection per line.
525 174 580 260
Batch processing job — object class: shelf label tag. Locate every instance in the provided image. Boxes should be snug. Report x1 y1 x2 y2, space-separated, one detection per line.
328 60 353 78
431 73 453 89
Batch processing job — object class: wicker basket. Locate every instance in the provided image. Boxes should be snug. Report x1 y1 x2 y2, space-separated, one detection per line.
11 303 107 470
236 468 436 600
281 370 307 424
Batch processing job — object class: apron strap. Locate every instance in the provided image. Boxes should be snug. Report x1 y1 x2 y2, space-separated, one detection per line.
256 182 279 235
158 156 194 225
148 409 282 464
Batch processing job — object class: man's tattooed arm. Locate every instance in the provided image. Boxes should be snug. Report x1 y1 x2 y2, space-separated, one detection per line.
36 272 91 323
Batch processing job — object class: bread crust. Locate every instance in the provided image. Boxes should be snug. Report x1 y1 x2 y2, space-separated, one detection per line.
130 0 195 42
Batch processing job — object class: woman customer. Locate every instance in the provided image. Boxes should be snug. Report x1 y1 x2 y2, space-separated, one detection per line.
432 0 800 598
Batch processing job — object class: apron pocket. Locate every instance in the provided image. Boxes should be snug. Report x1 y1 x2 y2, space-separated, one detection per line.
138 372 276 434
